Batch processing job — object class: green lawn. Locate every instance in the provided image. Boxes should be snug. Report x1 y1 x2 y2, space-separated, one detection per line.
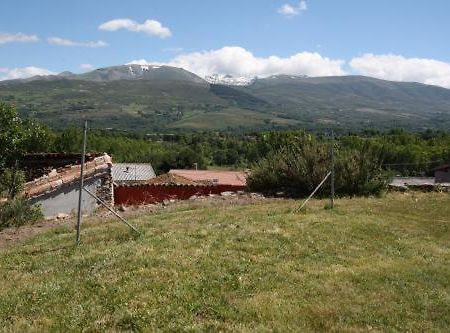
0 193 449 332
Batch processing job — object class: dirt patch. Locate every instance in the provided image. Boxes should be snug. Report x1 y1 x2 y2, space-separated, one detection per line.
0 218 76 249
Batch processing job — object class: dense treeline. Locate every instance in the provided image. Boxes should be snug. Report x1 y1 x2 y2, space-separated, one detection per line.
32 127 450 176
2 102 450 176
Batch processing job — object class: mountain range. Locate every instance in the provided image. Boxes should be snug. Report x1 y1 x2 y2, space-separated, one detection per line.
1 64 450 132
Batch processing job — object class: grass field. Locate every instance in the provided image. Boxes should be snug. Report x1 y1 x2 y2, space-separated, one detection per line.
0 193 449 332
169 108 299 130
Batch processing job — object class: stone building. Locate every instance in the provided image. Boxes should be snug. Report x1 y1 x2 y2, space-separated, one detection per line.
21 153 113 218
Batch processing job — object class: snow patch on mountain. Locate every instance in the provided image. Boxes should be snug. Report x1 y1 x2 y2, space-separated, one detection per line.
205 74 256 86
128 64 163 76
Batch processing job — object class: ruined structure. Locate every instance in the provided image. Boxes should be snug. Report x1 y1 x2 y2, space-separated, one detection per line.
22 153 113 218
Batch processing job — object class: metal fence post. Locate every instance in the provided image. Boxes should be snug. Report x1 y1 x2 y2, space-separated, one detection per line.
331 129 335 208
76 120 88 244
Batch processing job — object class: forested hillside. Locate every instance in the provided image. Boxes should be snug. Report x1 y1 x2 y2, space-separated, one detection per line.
1 65 450 132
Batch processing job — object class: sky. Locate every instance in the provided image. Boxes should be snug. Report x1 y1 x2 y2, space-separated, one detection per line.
1 0 450 88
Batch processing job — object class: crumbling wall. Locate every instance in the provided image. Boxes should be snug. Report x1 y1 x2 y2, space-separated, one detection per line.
29 177 102 218
96 168 114 206
23 154 114 218
19 153 99 182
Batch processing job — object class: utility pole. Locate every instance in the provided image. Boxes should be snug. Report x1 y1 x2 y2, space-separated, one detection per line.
331 129 335 209
76 120 88 244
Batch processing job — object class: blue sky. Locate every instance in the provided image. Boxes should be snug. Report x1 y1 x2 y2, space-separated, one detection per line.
1 0 450 87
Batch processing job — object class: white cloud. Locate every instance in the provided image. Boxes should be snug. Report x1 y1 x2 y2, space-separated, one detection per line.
278 1 307 16
350 54 450 89
0 32 39 44
99 18 171 38
129 46 345 78
0 66 55 81
48 37 108 48
80 63 94 70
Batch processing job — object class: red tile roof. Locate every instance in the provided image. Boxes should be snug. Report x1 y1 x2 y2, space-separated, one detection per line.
24 154 112 199
168 170 248 187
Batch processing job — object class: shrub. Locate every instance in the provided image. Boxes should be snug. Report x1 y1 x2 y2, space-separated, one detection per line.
0 169 25 198
335 144 391 196
247 138 390 197
0 198 43 230
0 168 43 230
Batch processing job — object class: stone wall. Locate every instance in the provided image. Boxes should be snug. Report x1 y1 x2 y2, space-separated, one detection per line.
95 167 114 207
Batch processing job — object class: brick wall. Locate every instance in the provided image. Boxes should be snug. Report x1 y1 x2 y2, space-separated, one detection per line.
114 184 246 206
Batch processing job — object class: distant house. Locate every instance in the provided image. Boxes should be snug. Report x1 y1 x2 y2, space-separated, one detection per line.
168 169 248 187
389 165 450 190
435 164 450 183
390 177 435 188
21 153 113 218
111 163 156 185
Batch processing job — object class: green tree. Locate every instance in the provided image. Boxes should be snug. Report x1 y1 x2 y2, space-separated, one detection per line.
0 103 53 167
0 103 25 167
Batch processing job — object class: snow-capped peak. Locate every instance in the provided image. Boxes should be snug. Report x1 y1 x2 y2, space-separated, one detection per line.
205 74 256 86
